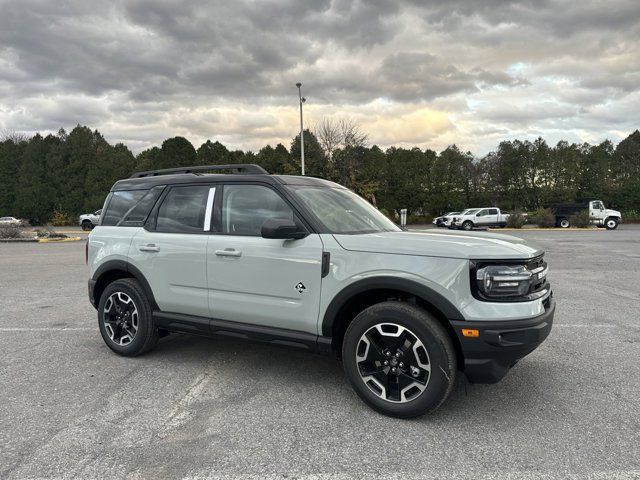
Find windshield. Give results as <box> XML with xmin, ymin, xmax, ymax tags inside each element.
<box><xmin>290</xmin><ymin>186</ymin><xmax>400</xmax><ymax>234</ymax></box>
<box><xmin>461</xmin><ymin>209</ymin><xmax>479</xmax><ymax>215</ymax></box>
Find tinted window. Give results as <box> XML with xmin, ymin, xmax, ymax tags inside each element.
<box><xmin>156</xmin><ymin>185</ymin><xmax>210</xmax><ymax>233</ymax></box>
<box><xmin>102</xmin><ymin>190</ymin><xmax>147</xmax><ymax>226</ymax></box>
<box><xmin>222</xmin><ymin>185</ymin><xmax>294</xmax><ymax>235</ymax></box>
<box><xmin>118</xmin><ymin>186</ymin><xmax>164</xmax><ymax>227</ymax></box>
<box><xmin>488</xmin><ymin>208</ymin><xmax>498</xmax><ymax>215</ymax></box>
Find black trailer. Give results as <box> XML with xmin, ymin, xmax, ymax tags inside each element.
<box><xmin>546</xmin><ymin>202</ymin><xmax>590</xmax><ymax>228</ymax></box>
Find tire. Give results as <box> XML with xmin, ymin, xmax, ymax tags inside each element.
<box><xmin>81</xmin><ymin>221</ymin><xmax>93</xmax><ymax>231</ymax></box>
<box><xmin>462</xmin><ymin>220</ymin><xmax>474</xmax><ymax>231</ymax></box>
<box><xmin>97</xmin><ymin>278</ymin><xmax>159</xmax><ymax>356</ymax></box>
<box><xmin>605</xmin><ymin>217</ymin><xmax>618</xmax><ymax>230</ymax></box>
<box><xmin>342</xmin><ymin>301</ymin><xmax>457</xmax><ymax>418</ymax></box>
<box><xmin>558</xmin><ymin>218</ymin><xmax>570</xmax><ymax>228</ymax></box>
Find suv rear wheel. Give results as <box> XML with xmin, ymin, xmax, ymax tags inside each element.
<box><xmin>342</xmin><ymin>301</ymin><xmax>457</xmax><ymax>418</ymax></box>
<box><xmin>97</xmin><ymin>278</ymin><xmax>158</xmax><ymax>356</ymax></box>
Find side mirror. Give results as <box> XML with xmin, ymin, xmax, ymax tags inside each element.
<box><xmin>476</xmin><ymin>212</ymin><xmax>482</xmax><ymax>217</ymax></box>
<box><xmin>261</xmin><ymin>218</ymin><xmax>307</xmax><ymax>240</ymax></box>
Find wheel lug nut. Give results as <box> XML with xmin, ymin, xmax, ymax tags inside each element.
<box><xmin>399</xmin><ymin>362</ymin><xmax>404</xmax><ymax>368</ymax></box>
<box><xmin>391</xmin><ymin>367</ymin><xmax>397</xmax><ymax>373</ymax></box>
<box><xmin>395</xmin><ymin>352</ymin><xmax>400</xmax><ymax>358</ymax></box>
<box><xmin>384</xmin><ymin>360</ymin><xmax>389</xmax><ymax>366</ymax></box>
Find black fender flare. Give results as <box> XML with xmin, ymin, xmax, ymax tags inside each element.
<box><xmin>91</xmin><ymin>260</ymin><xmax>159</xmax><ymax>310</ymax></box>
<box><xmin>321</xmin><ymin>276</ymin><xmax>465</xmax><ymax>337</ymax></box>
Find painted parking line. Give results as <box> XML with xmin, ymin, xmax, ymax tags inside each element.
<box><xmin>0</xmin><ymin>327</ymin><xmax>94</xmax><ymax>332</ymax></box>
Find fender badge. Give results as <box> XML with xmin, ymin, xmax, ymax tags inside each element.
<box><xmin>295</xmin><ymin>282</ymin><xmax>306</xmax><ymax>293</ymax></box>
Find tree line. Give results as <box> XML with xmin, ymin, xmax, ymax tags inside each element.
<box><xmin>0</xmin><ymin>123</ymin><xmax>639</xmax><ymax>224</ymax></box>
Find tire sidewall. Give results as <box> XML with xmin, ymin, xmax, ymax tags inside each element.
<box><xmin>559</xmin><ymin>218</ymin><xmax>570</xmax><ymax>228</ymax></box>
<box><xmin>97</xmin><ymin>279</ymin><xmax>154</xmax><ymax>356</ymax></box>
<box><xmin>605</xmin><ymin>218</ymin><xmax>618</xmax><ymax>230</ymax></box>
<box><xmin>342</xmin><ymin>302</ymin><xmax>456</xmax><ymax>418</ymax></box>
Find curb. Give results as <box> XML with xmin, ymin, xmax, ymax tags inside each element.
<box><xmin>37</xmin><ymin>237</ymin><xmax>83</xmax><ymax>243</ymax></box>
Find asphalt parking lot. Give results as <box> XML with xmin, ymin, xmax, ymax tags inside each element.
<box><xmin>1</xmin><ymin>226</ymin><xmax>639</xmax><ymax>479</ymax></box>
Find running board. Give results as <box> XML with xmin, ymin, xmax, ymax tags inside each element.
<box><xmin>153</xmin><ymin>311</ymin><xmax>333</xmax><ymax>355</ymax></box>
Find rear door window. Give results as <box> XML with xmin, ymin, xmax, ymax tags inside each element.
<box><xmin>155</xmin><ymin>185</ymin><xmax>212</xmax><ymax>233</ymax></box>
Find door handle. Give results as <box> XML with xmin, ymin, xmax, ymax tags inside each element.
<box><xmin>215</xmin><ymin>248</ymin><xmax>242</xmax><ymax>257</ymax></box>
<box><xmin>139</xmin><ymin>244</ymin><xmax>160</xmax><ymax>253</ymax></box>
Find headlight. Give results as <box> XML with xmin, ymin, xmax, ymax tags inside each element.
<box><xmin>476</xmin><ymin>265</ymin><xmax>532</xmax><ymax>298</ymax></box>
<box><xmin>472</xmin><ymin>257</ymin><xmax>549</xmax><ymax>301</ymax></box>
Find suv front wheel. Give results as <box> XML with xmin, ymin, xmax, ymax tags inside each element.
<box><xmin>97</xmin><ymin>278</ymin><xmax>158</xmax><ymax>356</ymax></box>
<box><xmin>342</xmin><ymin>301</ymin><xmax>457</xmax><ymax>418</ymax></box>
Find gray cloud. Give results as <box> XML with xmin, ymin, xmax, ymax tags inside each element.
<box><xmin>0</xmin><ymin>0</ymin><xmax>638</xmax><ymax>154</ymax></box>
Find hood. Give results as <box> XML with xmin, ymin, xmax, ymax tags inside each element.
<box><xmin>606</xmin><ymin>209</ymin><xmax>621</xmax><ymax>217</ymax></box>
<box><xmin>333</xmin><ymin>230</ymin><xmax>542</xmax><ymax>260</ymax></box>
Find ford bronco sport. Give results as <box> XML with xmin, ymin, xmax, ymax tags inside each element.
<box><xmin>87</xmin><ymin>164</ymin><xmax>555</xmax><ymax>418</ymax></box>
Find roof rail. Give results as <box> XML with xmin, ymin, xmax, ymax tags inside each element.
<box><xmin>129</xmin><ymin>164</ymin><xmax>269</xmax><ymax>178</ymax></box>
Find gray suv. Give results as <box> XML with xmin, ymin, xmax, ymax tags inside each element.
<box><xmin>87</xmin><ymin>164</ymin><xmax>555</xmax><ymax>418</ymax></box>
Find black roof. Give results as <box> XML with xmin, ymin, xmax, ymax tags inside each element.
<box><xmin>111</xmin><ymin>173</ymin><xmax>343</xmax><ymax>192</ymax></box>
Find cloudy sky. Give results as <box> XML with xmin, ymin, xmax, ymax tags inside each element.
<box><xmin>1</xmin><ymin>0</ymin><xmax>639</xmax><ymax>155</ymax></box>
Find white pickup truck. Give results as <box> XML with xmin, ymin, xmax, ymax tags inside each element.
<box><xmin>450</xmin><ymin>208</ymin><xmax>511</xmax><ymax>230</ymax></box>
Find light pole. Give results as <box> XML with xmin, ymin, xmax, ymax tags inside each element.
<box><xmin>296</xmin><ymin>82</ymin><xmax>306</xmax><ymax>175</ymax></box>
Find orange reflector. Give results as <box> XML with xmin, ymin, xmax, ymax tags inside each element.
<box><xmin>462</xmin><ymin>328</ymin><xmax>480</xmax><ymax>338</ymax></box>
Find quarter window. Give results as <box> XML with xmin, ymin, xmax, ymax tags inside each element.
<box><xmin>102</xmin><ymin>190</ymin><xmax>147</xmax><ymax>226</ymax></box>
<box><xmin>118</xmin><ymin>186</ymin><xmax>164</xmax><ymax>227</ymax></box>
<box><xmin>156</xmin><ymin>185</ymin><xmax>211</xmax><ymax>233</ymax></box>
<box><xmin>221</xmin><ymin>184</ymin><xmax>294</xmax><ymax>235</ymax></box>
<box><xmin>488</xmin><ymin>209</ymin><xmax>498</xmax><ymax>215</ymax></box>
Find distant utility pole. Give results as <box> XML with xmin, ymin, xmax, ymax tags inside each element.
<box><xmin>296</xmin><ymin>82</ymin><xmax>306</xmax><ymax>175</ymax></box>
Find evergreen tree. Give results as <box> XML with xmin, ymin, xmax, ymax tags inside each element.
<box><xmin>290</xmin><ymin>129</ymin><xmax>325</xmax><ymax>177</ymax></box>
<box><xmin>158</xmin><ymin>136</ymin><xmax>196</xmax><ymax>169</ymax></box>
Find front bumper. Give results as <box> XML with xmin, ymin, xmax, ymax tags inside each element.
<box><xmin>450</xmin><ymin>295</ymin><xmax>555</xmax><ymax>383</ymax></box>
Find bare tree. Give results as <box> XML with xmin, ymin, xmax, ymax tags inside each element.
<box><xmin>315</xmin><ymin>117</ymin><xmax>341</xmax><ymax>160</ymax></box>
<box><xmin>339</xmin><ymin>118</ymin><xmax>368</xmax><ymax>149</ymax></box>
<box><xmin>314</xmin><ymin>117</ymin><xmax>368</xmax><ymax>160</ymax></box>
<box><xmin>0</xmin><ymin>130</ymin><xmax>29</xmax><ymax>143</ymax></box>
